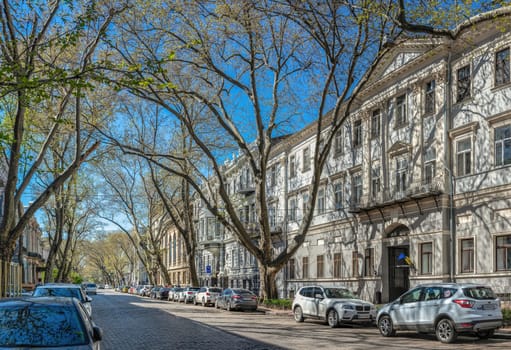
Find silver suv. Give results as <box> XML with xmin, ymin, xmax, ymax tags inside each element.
<box><xmin>292</xmin><ymin>286</ymin><xmax>377</xmax><ymax>327</ymax></box>
<box><xmin>377</xmin><ymin>283</ymin><xmax>503</xmax><ymax>343</ymax></box>
<box><xmin>194</xmin><ymin>287</ymin><xmax>222</xmax><ymax>306</ymax></box>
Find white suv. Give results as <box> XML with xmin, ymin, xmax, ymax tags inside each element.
<box><xmin>194</xmin><ymin>287</ymin><xmax>222</xmax><ymax>306</ymax></box>
<box><xmin>292</xmin><ymin>286</ymin><xmax>377</xmax><ymax>327</ymax></box>
<box><xmin>377</xmin><ymin>283</ymin><xmax>503</xmax><ymax>343</ymax></box>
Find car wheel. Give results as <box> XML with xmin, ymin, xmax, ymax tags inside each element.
<box><xmin>436</xmin><ymin>318</ymin><xmax>457</xmax><ymax>343</ymax></box>
<box><xmin>477</xmin><ymin>329</ymin><xmax>495</xmax><ymax>339</ymax></box>
<box><xmin>378</xmin><ymin>315</ymin><xmax>396</xmax><ymax>337</ymax></box>
<box><xmin>293</xmin><ymin>306</ymin><xmax>304</xmax><ymax>323</ymax></box>
<box><xmin>327</xmin><ymin>309</ymin><xmax>340</xmax><ymax>328</ymax></box>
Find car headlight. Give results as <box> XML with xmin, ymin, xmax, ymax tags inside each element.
<box><xmin>342</xmin><ymin>304</ymin><xmax>354</xmax><ymax>310</ymax></box>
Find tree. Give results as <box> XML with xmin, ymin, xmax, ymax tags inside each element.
<box><xmin>103</xmin><ymin>1</ymin><xmax>396</xmax><ymax>299</ymax></box>
<box><xmin>0</xmin><ymin>1</ymin><xmax>123</xmax><ymax>296</ymax></box>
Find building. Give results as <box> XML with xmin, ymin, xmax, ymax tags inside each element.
<box><xmin>181</xmin><ymin>11</ymin><xmax>511</xmax><ymax>302</ymax></box>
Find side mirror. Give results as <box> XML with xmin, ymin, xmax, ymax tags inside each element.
<box><xmin>92</xmin><ymin>326</ymin><xmax>103</xmax><ymax>341</ymax></box>
<box><xmin>315</xmin><ymin>293</ymin><xmax>324</xmax><ymax>299</ymax></box>
<box><xmin>86</xmin><ymin>296</ymin><xmax>92</xmax><ymax>302</ymax></box>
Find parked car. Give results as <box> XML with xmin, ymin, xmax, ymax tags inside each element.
<box><xmin>83</xmin><ymin>283</ymin><xmax>97</xmax><ymax>295</ymax></box>
<box><xmin>149</xmin><ymin>286</ymin><xmax>163</xmax><ymax>299</ymax></box>
<box><xmin>169</xmin><ymin>287</ymin><xmax>184</xmax><ymax>301</ymax></box>
<box><xmin>195</xmin><ymin>286</ymin><xmax>223</xmax><ymax>306</ymax></box>
<box><xmin>292</xmin><ymin>286</ymin><xmax>376</xmax><ymax>327</ymax></box>
<box><xmin>156</xmin><ymin>287</ymin><xmax>171</xmax><ymax>300</ymax></box>
<box><xmin>376</xmin><ymin>283</ymin><xmax>503</xmax><ymax>343</ymax></box>
<box><xmin>0</xmin><ymin>297</ymin><xmax>102</xmax><ymax>349</ymax></box>
<box><xmin>33</xmin><ymin>283</ymin><xmax>93</xmax><ymax>316</ymax></box>
<box><xmin>179</xmin><ymin>287</ymin><xmax>201</xmax><ymax>303</ymax></box>
<box><xmin>140</xmin><ymin>285</ymin><xmax>153</xmax><ymax>297</ymax></box>
<box><xmin>215</xmin><ymin>288</ymin><xmax>258</xmax><ymax>311</ymax></box>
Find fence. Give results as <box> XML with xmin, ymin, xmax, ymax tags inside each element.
<box><xmin>0</xmin><ymin>260</ymin><xmax>22</xmax><ymax>297</ymax></box>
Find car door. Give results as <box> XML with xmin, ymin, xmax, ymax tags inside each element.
<box><xmin>315</xmin><ymin>287</ymin><xmax>328</xmax><ymax>318</ymax></box>
<box><xmin>416</xmin><ymin>286</ymin><xmax>442</xmax><ymax>330</ymax></box>
<box><xmin>390</xmin><ymin>287</ymin><xmax>422</xmax><ymax>329</ymax></box>
<box><xmin>300</xmin><ymin>287</ymin><xmax>314</xmax><ymax>317</ymax></box>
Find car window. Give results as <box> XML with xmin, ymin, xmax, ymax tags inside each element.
<box><xmin>210</xmin><ymin>288</ymin><xmax>222</xmax><ymax>293</ymax></box>
<box><xmin>463</xmin><ymin>286</ymin><xmax>496</xmax><ymax>300</ymax></box>
<box><xmin>441</xmin><ymin>287</ymin><xmax>458</xmax><ymax>299</ymax></box>
<box><xmin>401</xmin><ymin>288</ymin><xmax>422</xmax><ymax>303</ymax></box>
<box><xmin>324</xmin><ymin>288</ymin><xmax>356</xmax><ymax>299</ymax></box>
<box><xmin>33</xmin><ymin>287</ymin><xmax>84</xmax><ymax>302</ymax></box>
<box><xmin>313</xmin><ymin>287</ymin><xmax>324</xmax><ymax>298</ymax></box>
<box><xmin>300</xmin><ymin>287</ymin><xmax>313</xmax><ymax>298</ymax></box>
<box><xmin>0</xmin><ymin>304</ymin><xmax>88</xmax><ymax>347</ymax></box>
<box><xmin>423</xmin><ymin>286</ymin><xmax>442</xmax><ymax>301</ymax></box>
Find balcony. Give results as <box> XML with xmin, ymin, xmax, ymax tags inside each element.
<box><xmin>237</xmin><ymin>183</ymin><xmax>255</xmax><ymax>195</ymax></box>
<box><xmin>408</xmin><ymin>180</ymin><xmax>443</xmax><ymax>199</ymax></box>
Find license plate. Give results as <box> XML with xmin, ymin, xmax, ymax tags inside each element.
<box><xmin>482</xmin><ymin>304</ymin><xmax>496</xmax><ymax>310</ymax></box>
<box><xmin>358</xmin><ymin>313</ymin><xmax>369</xmax><ymax>318</ymax></box>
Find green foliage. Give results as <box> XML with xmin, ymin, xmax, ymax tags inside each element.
<box><xmin>262</xmin><ymin>298</ymin><xmax>292</xmax><ymax>310</ymax></box>
<box><xmin>70</xmin><ymin>272</ymin><xmax>84</xmax><ymax>285</ymax></box>
<box><xmin>502</xmin><ymin>308</ymin><xmax>511</xmax><ymax>325</ymax></box>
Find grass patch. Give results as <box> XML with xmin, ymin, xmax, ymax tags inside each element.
<box><xmin>262</xmin><ymin>298</ymin><xmax>292</xmax><ymax>310</ymax></box>
<box><xmin>503</xmin><ymin>308</ymin><xmax>511</xmax><ymax>326</ymax></box>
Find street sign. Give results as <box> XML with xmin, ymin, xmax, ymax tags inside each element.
<box><xmin>206</xmin><ymin>265</ymin><xmax>211</xmax><ymax>274</ymax></box>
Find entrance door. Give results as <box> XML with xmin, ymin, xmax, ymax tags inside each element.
<box><xmin>388</xmin><ymin>246</ymin><xmax>410</xmax><ymax>301</ymax></box>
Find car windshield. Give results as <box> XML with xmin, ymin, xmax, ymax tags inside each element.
<box><xmin>210</xmin><ymin>288</ymin><xmax>222</xmax><ymax>293</ymax></box>
<box><xmin>86</xmin><ymin>284</ymin><xmax>96</xmax><ymax>288</ymax></box>
<box><xmin>33</xmin><ymin>288</ymin><xmax>84</xmax><ymax>302</ymax></box>
<box><xmin>0</xmin><ymin>303</ymin><xmax>88</xmax><ymax>347</ymax></box>
<box><xmin>189</xmin><ymin>287</ymin><xmax>200</xmax><ymax>291</ymax></box>
<box><xmin>324</xmin><ymin>288</ymin><xmax>356</xmax><ymax>299</ymax></box>
<box><xmin>463</xmin><ymin>286</ymin><xmax>496</xmax><ymax>300</ymax></box>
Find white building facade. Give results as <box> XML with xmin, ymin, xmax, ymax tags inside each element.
<box><xmin>192</xmin><ymin>14</ymin><xmax>511</xmax><ymax>302</ymax></box>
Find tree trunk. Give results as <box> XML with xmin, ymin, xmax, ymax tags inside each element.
<box><xmin>258</xmin><ymin>264</ymin><xmax>278</xmax><ymax>301</ymax></box>
<box><xmin>187</xmin><ymin>251</ymin><xmax>199</xmax><ymax>287</ymax></box>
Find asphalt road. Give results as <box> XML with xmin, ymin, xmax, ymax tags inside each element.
<box><xmin>91</xmin><ymin>289</ymin><xmax>511</xmax><ymax>350</ymax></box>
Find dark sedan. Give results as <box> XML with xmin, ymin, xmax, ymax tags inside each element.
<box><xmin>156</xmin><ymin>287</ymin><xmax>171</xmax><ymax>300</ymax></box>
<box><xmin>0</xmin><ymin>297</ymin><xmax>102</xmax><ymax>349</ymax></box>
<box><xmin>215</xmin><ymin>288</ymin><xmax>258</xmax><ymax>311</ymax></box>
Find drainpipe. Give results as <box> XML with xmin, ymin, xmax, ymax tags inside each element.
<box><xmin>283</xmin><ymin>152</ymin><xmax>289</xmax><ymax>298</ymax></box>
<box><xmin>444</xmin><ymin>49</ymin><xmax>456</xmax><ymax>283</ymax></box>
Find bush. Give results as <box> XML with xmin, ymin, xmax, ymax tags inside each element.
<box><xmin>262</xmin><ymin>299</ymin><xmax>292</xmax><ymax>310</ymax></box>
<box><xmin>503</xmin><ymin>308</ymin><xmax>511</xmax><ymax>326</ymax></box>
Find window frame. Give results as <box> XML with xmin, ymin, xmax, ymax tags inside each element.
<box><xmin>353</xmin><ymin>119</ymin><xmax>362</xmax><ymax>147</ymax></box>
<box><xmin>425</xmin><ymin>80</ymin><xmax>436</xmax><ymax>115</ymax></box>
<box><xmin>333</xmin><ymin>253</ymin><xmax>342</xmax><ymax>278</ymax></box>
<box><xmin>363</xmin><ymin>248</ymin><xmax>374</xmax><ymax>277</ymax></box>
<box><xmin>495</xmin><ymin>124</ymin><xmax>511</xmax><ymax>167</ymax></box>
<box><xmin>302</xmin><ymin>256</ymin><xmax>309</xmax><ymax>279</ymax></box>
<box><xmin>289</xmin><ymin>154</ymin><xmax>296</xmax><ymax>178</ymax></box>
<box><xmin>496</xmin><ymin>235</ymin><xmax>511</xmax><ymax>271</ymax></box>
<box><xmin>456</xmin><ymin>64</ymin><xmax>471</xmax><ymax>103</ymax></box>
<box><xmin>351</xmin><ymin>172</ymin><xmax>362</xmax><ymax>205</ymax></box>
<box><xmin>289</xmin><ymin>258</ymin><xmax>295</xmax><ymax>279</ymax></box>
<box><xmin>334</xmin><ymin>182</ymin><xmax>343</xmax><ymax>210</ymax></box>
<box><xmin>456</xmin><ymin>137</ymin><xmax>472</xmax><ymax>176</ymax></box>
<box><xmin>352</xmin><ymin>251</ymin><xmax>359</xmax><ymax>277</ymax></box>
<box><xmin>460</xmin><ymin>238</ymin><xmax>474</xmax><ymax>273</ymax></box>
<box><xmin>302</xmin><ymin>147</ymin><xmax>311</xmax><ymax>172</ymax></box>
<box><xmin>371</xmin><ymin>109</ymin><xmax>381</xmax><ymax>139</ymax></box>
<box><xmin>334</xmin><ymin>129</ymin><xmax>343</xmax><ymax>155</ymax></box>
<box><xmin>317</xmin><ymin>188</ymin><xmax>325</xmax><ymax>215</ymax></box>
<box><xmin>495</xmin><ymin>47</ymin><xmax>510</xmax><ymax>87</ymax></box>
<box><xmin>420</xmin><ymin>242</ymin><xmax>433</xmax><ymax>275</ymax></box>
<box><xmin>317</xmin><ymin>255</ymin><xmax>324</xmax><ymax>278</ymax></box>
<box><xmin>395</xmin><ymin>94</ymin><xmax>407</xmax><ymax>128</ymax></box>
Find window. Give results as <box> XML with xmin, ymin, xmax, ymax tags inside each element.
<box><xmin>496</xmin><ymin>235</ymin><xmax>511</xmax><ymax>271</ymax></box>
<box><xmin>269</xmin><ymin>164</ymin><xmax>277</xmax><ymax>187</ymax></box>
<box><xmin>302</xmin><ymin>193</ymin><xmax>309</xmax><ymax>220</ymax></box>
<box><xmin>351</xmin><ymin>173</ymin><xmax>362</xmax><ymax>205</ymax></box>
<box><xmin>302</xmin><ymin>257</ymin><xmax>309</xmax><ymax>278</ymax></box>
<box><xmin>352</xmin><ymin>251</ymin><xmax>359</xmax><ymax>277</ymax></box>
<box><xmin>457</xmin><ymin>65</ymin><xmax>471</xmax><ymax>102</ymax></box>
<box><xmin>456</xmin><ymin>138</ymin><xmax>472</xmax><ymax>176</ymax></box>
<box><xmin>371</xmin><ymin>109</ymin><xmax>380</xmax><ymax>139</ymax></box>
<box><xmin>334</xmin><ymin>183</ymin><xmax>343</xmax><ymax>210</ymax></box>
<box><xmin>401</xmin><ymin>288</ymin><xmax>422</xmax><ymax>303</ymax></box>
<box><xmin>364</xmin><ymin>248</ymin><xmax>373</xmax><ymax>277</ymax></box>
<box><xmin>269</xmin><ymin>205</ymin><xmax>276</xmax><ymax>227</ymax></box>
<box><xmin>334</xmin><ymin>129</ymin><xmax>343</xmax><ymax>155</ymax></box>
<box><xmin>461</xmin><ymin>238</ymin><xmax>474</xmax><ymax>273</ymax></box>
<box><xmin>371</xmin><ymin>166</ymin><xmax>380</xmax><ymax>198</ymax></box>
<box><xmin>425</xmin><ymin>80</ymin><xmax>436</xmax><ymax>114</ymax></box>
<box><xmin>289</xmin><ymin>155</ymin><xmax>296</xmax><ymax>178</ymax></box>
<box><xmin>424</xmin><ymin>147</ymin><xmax>436</xmax><ymax>184</ymax></box>
<box><xmin>395</xmin><ymin>158</ymin><xmax>408</xmax><ymax>193</ymax></box>
<box><xmin>289</xmin><ymin>258</ymin><xmax>295</xmax><ymax>279</ymax></box>
<box><xmin>420</xmin><ymin>242</ymin><xmax>433</xmax><ymax>275</ymax></box>
<box><xmin>353</xmin><ymin>119</ymin><xmax>362</xmax><ymax>147</ymax></box>
<box><xmin>317</xmin><ymin>188</ymin><xmax>325</xmax><ymax>215</ymax></box>
<box><xmin>496</xmin><ymin>48</ymin><xmax>510</xmax><ymax>86</ymax></box>
<box><xmin>289</xmin><ymin>198</ymin><xmax>297</xmax><ymax>222</ymax></box>
<box><xmin>495</xmin><ymin>124</ymin><xmax>511</xmax><ymax>166</ymax></box>
<box><xmin>334</xmin><ymin>253</ymin><xmax>342</xmax><ymax>278</ymax></box>
<box><xmin>317</xmin><ymin>255</ymin><xmax>324</xmax><ymax>278</ymax></box>
<box><xmin>302</xmin><ymin>148</ymin><xmax>311</xmax><ymax>172</ymax></box>
<box><xmin>395</xmin><ymin>94</ymin><xmax>407</xmax><ymax>127</ymax></box>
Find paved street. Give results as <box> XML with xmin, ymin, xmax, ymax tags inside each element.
<box><xmin>92</xmin><ymin>289</ymin><xmax>511</xmax><ymax>350</ymax></box>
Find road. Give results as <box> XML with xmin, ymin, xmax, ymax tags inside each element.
<box><xmin>92</xmin><ymin>289</ymin><xmax>511</xmax><ymax>350</ymax></box>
